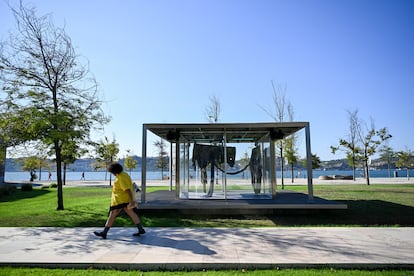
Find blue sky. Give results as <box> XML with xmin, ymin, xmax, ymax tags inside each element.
<box><xmin>1</xmin><ymin>0</ymin><xmax>413</xmax><ymax>160</ymax></box>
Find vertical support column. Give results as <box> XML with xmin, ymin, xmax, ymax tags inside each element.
<box><xmin>270</xmin><ymin>138</ymin><xmax>277</xmax><ymax>198</ymax></box>
<box><xmin>141</xmin><ymin>125</ymin><xmax>147</xmax><ymax>203</ymax></box>
<box><xmin>169</xmin><ymin>143</ymin><xmax>173</xmax><ymax>191</ymax></box>
<box><xmin>305</xmin><ymin>122</ymin><xmax>314</xmax><ymax>201</ymax></box>
<box><xmin>175</xmin><ymin>139</ymin><xmax>180</xmax><ymax>198</ymax></box>
<box><xmin>223</xmin><ymin>133</ymin><xmax>227</xmax><ymax>200</ymax></box>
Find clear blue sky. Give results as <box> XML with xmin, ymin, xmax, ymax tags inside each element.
<box><xmin>1</xmin><ymin>0</ymin><xmax>413</xmax><ymax>160</ymax></box>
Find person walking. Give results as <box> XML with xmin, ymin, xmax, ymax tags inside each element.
<box><xmin>94</xmin><ymin>162</ymin><xmax>145</xmax><ymax>239</ymax></box>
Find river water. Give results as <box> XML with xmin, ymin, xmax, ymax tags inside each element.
<box><xmin>5</xmin><ymin>169</ymin><xmax>413</xmax><ymax>182</ymax></box>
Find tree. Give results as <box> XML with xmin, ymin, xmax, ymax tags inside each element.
<box><xmin>124</xmin><ymin>149</ymin><xmax>137</xmax><ymax>174</ymax></box>
<box><xmin>358</xmin><ymin>122</ymin><xmax>392</xmax><ymax>185</ymax></box>
<box><xmin>95</xmin><ymin>137</ymin><xmax>119</xmax><ymax>185</ymax></box>
<box><xmin>331</xmin><ymin>109</ymin><xmax>362</xmax><ymax>180</ymax></box>
<box><xmin>332</xmin><ymin>110</ymin><xmax>392</xmax><ymax>185</ymax></box>
<box><xmin>205</xmin><ymin>95</ymin><xmax>221</xmax><ymax>182</ymax></box>
<box><xmin>0</xmin><ymin>2</ymin><xmax>107</xmax><ymax>209</ymax></box>
<box><xmin>284</xmin><ymin>102</ymin><xmax>300</xmax><ymax>183</ymax></box>
<box><xmin>311</xmin><ymin>154</ymin><xmax>321</xmax><ymax>170</ymax></box>
<box><xmin>36</xmin><ymin>155</ymin><xmax>50</xmax><ymax>181</ymax></box>
<box><xmin>21</xmin><ymin>156</ymin><xmax>40</xmax><ymax>181</ymax></box>
<box><xmin>260</xmin><ymin>81</ymin><xmax>291</xmax><ymax>188</ymax></box>
<box><xmin>378</xmin><ymin>144</ymin><xmax>394</xmax><ymax>178</ymax></box>
<box><xmin>284</xmin><ymin>135</ymin><xmax>298</xmax><ymax>183</ymax></box>
<box><xmin>60</xmin><ymin>139</ymin><xmax>87</xmax><ymax>185</ymax></box>
<box><xmin>260</xmin><ymin>81</ymin><xmax>298</xmax><ymax>188</ymax></box>
<box><xmin>240</xmin><ymin>151</ymin><xmax>250</xmax><ymax>179</ymax></box>
<box><xmin>396</xmin><ymin>148</ymin><xmax>413</xmax><ymax>180</ymax></box>
<box><xmin>154</xmin><ymin>138</ymin><xmax>168</xmax><ymax>180</ymax></box>
<box><xmin>205</xmin><ymin>95</ymin><xmax>221</xmax><ymax>123</ymax></box>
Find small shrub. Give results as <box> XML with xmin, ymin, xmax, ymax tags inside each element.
<box><xmin>49</xmin><ymin>183</ymin><xmax>58</xmax><ymax>188</ymax></box>
<box><xmin>21</xmin><ymin>183</ymin><xmax>33</xmax><ymax>191</ymax></box>
<box><xmin>0</xmin><ymin>185</ymin><xmax>17</xmax><ymax>197</ymax></box>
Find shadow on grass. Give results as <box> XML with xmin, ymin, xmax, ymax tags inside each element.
<box><xmin>268</xmin><ymin>200</ymin><xmax>414</xmax><ymax>226</ymax></box>
<box><xmin>0</xmin><ymin>189</ymin><xmax>51</xmax><ymax>202</ymax></box>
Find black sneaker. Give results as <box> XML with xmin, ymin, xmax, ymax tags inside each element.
<box><xmin>94</xmin><ymin>231</ymin><xmax>107</xmax><ymax>239</ymax></box>
<box><xmin>133</xmin><ymin>228</ymin><xmax>146</xmax><ymax>237</ymax></box>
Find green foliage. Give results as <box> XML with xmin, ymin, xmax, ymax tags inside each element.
<box><xmin>21</xmin><ymin>183</ymin><xmax>33</xmax><ymax>191</ymax></box>
<box><xmin>124</xmin><ymin>150</ymin><xmax>137</xmax><ymax>173</ymax></box>
<box><xmin>396</xmin><ymin>148</ymin><xmax>413</xmax><ymax>169</ymax></box>
<box><xmin>153</xmin><ymin>139</ymin><xmax>168</xmax><ymax>178</ymax></box>
<box><xmin>95</xmin><ymin>137</ymin><xmax>119</xmax><ymax>170</ymax></box>
<box><xmin>0</xmin><ymin>2</ymin><xmax>109</xmax><ymax>210</ymax></box>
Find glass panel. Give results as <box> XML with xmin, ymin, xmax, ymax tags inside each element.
<box><xmin>223</xmin><ymin>142</ymin><xmax>272</xmax><ymax>199</ymax></box>
<box><xmin>178</xmin><ymin>140</ymin><xmax>273</xmax><ymax>199</ymax></box>
<box><xmin>187</xmin><ymin>142</ymin><xmax>226</xmax><ymax>199</ymax></box>
<box><xmin>179</xmin><ymin>142</ymin><xmax>189</xmax><ymax>199</ymax></box>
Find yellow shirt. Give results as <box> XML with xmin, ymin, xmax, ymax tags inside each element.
<box><xmin>111</xmin><ymin>171</ymin><xmax>133</xmax><ymax>206</ymax></box>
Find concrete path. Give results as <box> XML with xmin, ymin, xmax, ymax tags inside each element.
<box><xmin>0</xmin><ymin>227</ymin><xmax>413</xmax><ymax>270</ymax></box>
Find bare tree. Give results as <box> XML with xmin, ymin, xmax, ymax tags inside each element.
<box><xmin>331</xmin><ymin>109</ymin><xmax>361</xmax><ymax>180</ymax></box>
<box><xmin>284</xmin><ymin>102</ymin><xmax>300</xmax><ymax>183</ymax></box>
<box><xmin>205</xmin><ymin>95</ymin><xmax>221</xmax><ymax>123</ymax></box>
<box><xmin>260</xmin><ymin>81</ymin><xmax>290</xmax><ymax>188</ymax></box>
<box><xmin>357</xmin><ymin>119</ymin><xmax>392</xmax><ymax>185</ymax></box>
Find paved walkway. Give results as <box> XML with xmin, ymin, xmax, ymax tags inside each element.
<box><xmin>0</xmin><ymin>227</ymin><xmax>413</xmax><ymax>270</ymax></box>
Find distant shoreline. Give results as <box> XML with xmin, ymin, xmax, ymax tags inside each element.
<box><xmin>5</xmin><ymin>176</ymin><xmax>414</xmax><ymax>187</ymax></box>
<box><xmin>5</xmin><ymin>168</ymin><xmax>413</xmax><ymax>182</ymax></box>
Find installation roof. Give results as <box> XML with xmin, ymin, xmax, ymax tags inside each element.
<box><xmin>144</xmin><ymin>122</ymin><xmax>308</xmax><ymax>143</ymax></box>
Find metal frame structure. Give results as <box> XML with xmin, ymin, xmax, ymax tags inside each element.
<box><xmin>141</xmin><ymin>122</ymin><xmax>313</xmax><ymax>203</ymax></box>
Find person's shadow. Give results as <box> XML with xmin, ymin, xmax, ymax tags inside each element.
<box><xmin>117</xmin><ymin>229</ymin><xmax>217</xmax><ymax>256</ymax></box>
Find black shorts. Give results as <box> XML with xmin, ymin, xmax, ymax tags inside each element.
<box><xmin>109</xmin><ymin>203</ymin><xmax>129</xmax><ymax>211</ymax></box>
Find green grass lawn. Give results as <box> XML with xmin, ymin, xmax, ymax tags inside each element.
<box><xmin>0</xmin><ymin>184</ymin><xmax>413</xmax><ymax>227</ymax></box>
<box><xmin>1</xmin><ymin>267</ymin><xmax>413</xmax><ymax>276</ymax></box>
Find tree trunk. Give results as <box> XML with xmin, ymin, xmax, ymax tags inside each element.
<box><xmin>291</xmin><ymin>163</ymin><xmax>294</xmax><ymax>183</ymax></box>
<box><xmin>352</xmin><ymin>155</ymin><xmax>356</xmax><ymax>181</ymax></box>
<box><xmin>63</xmin><ymin>162</ymin><xmax>67</xmax><ymax>186</ymax></box>
<box><xmin>55</xmin><ymin>143</ymin><xmax>64</xmax><ymax>210</ymax></box>
<box><xmin>0</xmin><ymin>145</ymin><xmax>5</xmax><ymax>186</ymax></box>
<box><xmin>365</xmin><ymin>159</ymin><xmax>370</xmax><ymax>186</ymax></box>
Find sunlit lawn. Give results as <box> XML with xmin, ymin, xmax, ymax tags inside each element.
<box><xmin>0</xmin><ymin>184</ymin><xmax>413</xmax><ymax>227</ymax></box>
<box><xmin>1</xmin><ymin>267</ymin><xmax>413</xmax><ymax>276</ymax></box>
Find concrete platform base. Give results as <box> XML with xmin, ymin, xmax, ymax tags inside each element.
<box><xmin>139</xmin><ymin>190</ymin><xmax>347</xmax><ymax>215</ymax></box>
